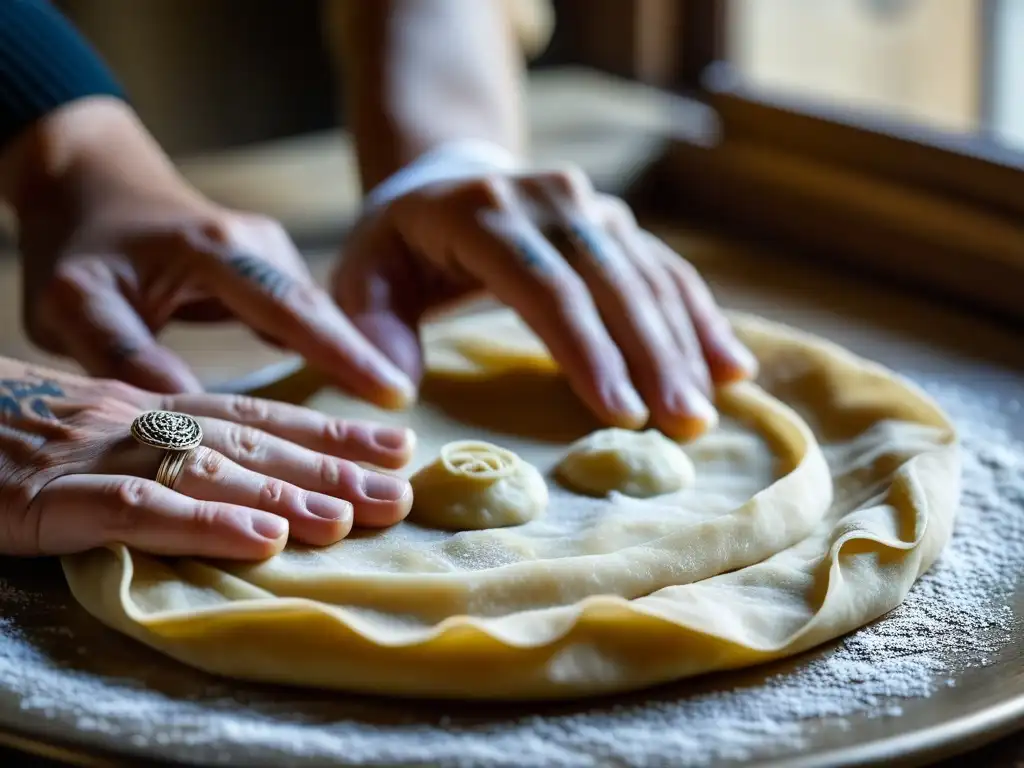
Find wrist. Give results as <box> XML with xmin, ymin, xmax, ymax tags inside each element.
<box><xmin>2</xmin><ymin>97</ymin><xmax>200</xmax><ymax>227</ymax></box>
<box><xmin>364</xmin><ymin>139</ymin><xmax>520</xmax><ymax>212</ymax></box>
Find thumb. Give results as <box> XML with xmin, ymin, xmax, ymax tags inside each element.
<box><xmin>45</xmin><ymin>275</ymin><xmax>204</xmax><ymax>394</ymax></box>
<box><xmin>333</xmin><ymin>229</ymin><xmax>428</xmax><ymax>385</ymax></box>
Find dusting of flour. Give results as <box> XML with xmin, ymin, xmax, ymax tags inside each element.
<box><xmin>0</xmin><ymin>381</ymin><xmax>1020</xmax><ymax>767</ymax></box>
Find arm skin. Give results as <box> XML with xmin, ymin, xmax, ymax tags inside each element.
<box><xmin>327</xmin><ymin>0</ymin><xmax>757</xmax><ymax>439</ymax></box>
<box><xmin>0</xmin><ymin>97</ymin><xmax>202</xmax><ymax>238</ymax></box>
<box><xmin>325</xmin><ymin>0</ymin><xmax>527</xmax><ymax>191</ymax></box>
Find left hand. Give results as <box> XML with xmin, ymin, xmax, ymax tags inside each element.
<box><xmin>11</xmin><ymin>98</ymin><xmax>415</xmax><ymax>408</ymax></box>
<box><xmin>334</xmin><ymin>165</ymin><xmax>757</xmax><ymax>439</ymax></box>
<box><xmin>0</xmin><ymin>358</ymin><xmax>414</xmax><ymax>558</ymax></box>
<box><xmin>21</xmin><ymin>194</ymin><xmax>412</xmax><ymax>408</ymax></box>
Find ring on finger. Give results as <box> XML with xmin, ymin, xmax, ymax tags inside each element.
<box><xmin>155</xmin><ymin>449</ymin><xmax>191</xmax><ymax>490</ymax></box>
<box><xmin>131</xmin><ymin>410</ymin><xmax>204</xmax><ymax>490</ymax></box>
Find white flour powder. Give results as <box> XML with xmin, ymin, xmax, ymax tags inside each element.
<box><xmin>0</xmin><ymin>380</ymin><xmax>1020</xmax><ymax>767</ymax></box>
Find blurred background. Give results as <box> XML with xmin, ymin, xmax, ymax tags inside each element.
<box><xmin>52</xmin><ymin>0</ymin><xmax>1023</xmax><ymax>157</ymax></box>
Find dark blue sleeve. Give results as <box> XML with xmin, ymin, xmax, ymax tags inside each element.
<box><xmin>0</xmin><ymin>0</ymin><xmax>126</xmax><ymax>149</ymax></box>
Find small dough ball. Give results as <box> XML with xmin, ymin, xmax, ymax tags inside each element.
<box><xmin>556</xmin><ymin>428</ymin><xmax>696</xmax><ymax>498</ymax></box>
<box><xmin>409</xmin><ymin>440</ymin><xmax>548</xmax><ymax>531</ymax></box>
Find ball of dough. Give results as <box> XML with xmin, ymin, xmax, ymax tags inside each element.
<box><xmin>556</xmin><ymin>428</ymin><xmax>696</xmax><ymax>498</ymax></box>
<box><xmin>409</xmin><ymin>440</ymin><xmax>548</xmax><ymax>531</ymax></box>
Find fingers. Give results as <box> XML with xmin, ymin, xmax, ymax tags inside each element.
<box><xmin>100</xmin><ymin>442</ymin><xmax>354</xmax><ymax>547</ymax></box>
<box><xmin>332</xmin><ymin>226</ymin><xmax>432</xmax><ymax>385</ymax></box>
<box><xmin>525</xmin><ymin>181</ymin><xmax>716</xmax><ymax>438</ymax></box>
<box><xmin>565</xmin><ymin>222</ymin><xmax>716</xmax><ymax>437</ymax></box>
<box><xmin>193</xmin><ymin>421</ymin><xmax>412</xmax><ymax>530</ymax></box>
<box><xmin>41</xmin><ymin>266</ymin><xmax>204</xmax><ymax>394</ymax></box>
<box><xmin>457</xmin><ymin>202</ymin><xmax>650</xmax><ymax>430</ymax></box>
<box><xmin>182</xmin><ymin>223</ymin><xmax>416</xmax><ymax>410</ymax></box>
<box><xmin>31</xmin><ymin>473</ymin><xmax>288</xmax><ymax>559</ymax></box>
<box><xmin>598</xmin><ymin>199</ymin><xmax>713</xmax><ymax>395</ymax></box>
<box><xmin>166</xmin><ymin>392</ymin><xmax>416</xmax><ymax>470</ymax></box>
<box><xmin>642</xmin><ymin>232</ymin><xmax>758</xmax><ymax>383</ymax></box>
<box><xmin>165</xmin><ymin>446</ymin><xmax>357</xmax><ymax>546</ymax></box>
<box><xmin>99</xmin><ymin>417</ymin><xmax>412</xmax><ymax>536</ymax></box>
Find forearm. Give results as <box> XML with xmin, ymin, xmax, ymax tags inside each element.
<box><xmin>2</xmin><ymin>97</ymin><xmax>194</xmax><ymax>227</ymax></box>
<box><xmin>326</xmin><ymin>0</ymin><xmax>527</xmax><ymax>191</ymax></box>
<box><xmin>0</xmin><ymin>0</ymin><xmax>121</xmax><ymax>202</ymax></box>
<box><xmin>0</xmin><ymin>3</ymin><xmax>197</xmax><ymax>232</ymax></box>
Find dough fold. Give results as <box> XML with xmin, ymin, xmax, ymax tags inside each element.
<box><xmin>61</xmin><ymin>309</ymin><xmax>959</xmax><ymax>700</ymax></box>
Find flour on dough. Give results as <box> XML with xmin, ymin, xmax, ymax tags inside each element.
<box><xmin>408</xmin><ymin>440</ymin><xmax>548</xmax><ymax>530</ymax></box>
<box><xmin>60</xmin><ymin>307</ymin><xmax>959</xmax><ymax>701</ymax></box>
<box><xmin>556</xmin><ymin>428</ymin><xmax>696</xmax><ymax>498</ymax></box>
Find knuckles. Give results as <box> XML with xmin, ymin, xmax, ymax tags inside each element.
<box><xmin>102</xmin><ymin>476</ymin><xmax>156</xmax><ymax>536</ymax></box>
<box><xmin>317</xmin><ymin>456</ymin><xmax>345</xmax><ymax>488</ymax></box>
<box><xmin>321</xmin><ymin>418</ymin><xmax>352</xmax><ymax>446</ymax></box>
<box><xmin>191</xmin><ymin>447</ymin><xmax>228</xmax><ymax>481</ymax></box>
<box><xmin>530</xmin><ymin>165</ymin><xmax>592</xmax><ymax>203</ymax></box>
<box><xmin>226</xmin><ymin>395</ymin><xmax>270</xmax><ymax>424</ymax></box>
<box><xmin>189</xmin><ymin>499</ymin><xmax>233</xmax><ymax>534</ymax></box>
<box><xmin>94</xmin><ymin>380</ymin><xmax>147</xmax><ymax>412</ymax></box>
<box><xmin>462</xmin><ymin>175</ymin><xmax>517</xmax><ymax>211</ymax></box>
<box><xmin>257</xmin><ymin>475</ymin><xmax>289</xmax><ymax>506</ymax></box>
<box><xmin>224</xmin><ymin>425</ymin><xmax>264</xmax><ymax>462</ymax></box>
<box><xmin>597</xmin><ymin>195</ymin><xmax>637</xmax><ymax>230</ymax></box>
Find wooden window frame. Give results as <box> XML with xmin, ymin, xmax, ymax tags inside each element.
<box><xmin>569</xmin><ymin>0</ymin><xmax>1024</xmax><ymax>324</ymax></box>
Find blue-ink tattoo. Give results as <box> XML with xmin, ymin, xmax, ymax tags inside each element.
<box><xmin>516</xmin><ymin>238</ymin><xmax>547</xmax><ymax>271</ymax></box>
<box><xmin>569</xmin><ymin>222</ymin><xmax>610</xmax><ymax>263</ymax></box>
<box><xmin>227</xmin><ymin>253</ymin><xmax>293</xmax><ymax>300</ymax></box>
<box><xmin>0</xmin><ymin>379</ymin><xmax>63</xmax><ymax>420</ymax></box>
<box><xmin>108</xmin><ymin>340</ymin><xmax>139</xmax><ymax>363</ymax></box>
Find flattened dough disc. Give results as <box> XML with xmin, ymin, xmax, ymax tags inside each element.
<box><xmin>61</xmin><ymin>309</ymin><xmax>958</xmax><ymax>700</ymax></box>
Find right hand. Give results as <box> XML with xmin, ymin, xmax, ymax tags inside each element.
<box><xmin>337</xmin><ymin>163</ymin><xmax>757</xmax><ymax>439</ymax></box>
<box><xmin>0</xmin><ymin>358</ymin><xmax>414</xmax><ymax>558</ymax></box>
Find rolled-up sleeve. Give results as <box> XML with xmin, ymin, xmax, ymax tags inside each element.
<box><xmin>0</xmin><ymin>0</ymin><xmax>125</xmax><ymax>149</ymax></box>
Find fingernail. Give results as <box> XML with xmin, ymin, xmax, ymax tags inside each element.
<box><xmin>685</xmin><ymin>388</ymin><xmax>719</xmax><ymax>427</ymax></box>
<box><xmin>362</xmin><ymin>472</ymin><xmax>409</xmax><ymax>502</ymax></box>
<box><xmin>384</xmin><ymin>368</ymin><xmax>417</xmax><ymax>403</ymax></box>
<box><xmin>251</xmin><ymin>513</ymin><xmax>288</xmax><ymax>540</ymax></box>
<box><xmin>727</xmin><ymin>342</ymin><xmax>759</xmax><ymax>377</ymax></box>
<box><xmin>666</xmin><ymin>388</ymin><xmax>719</xmax><ymax>442</ymax></box>
<box><xmin>305</xmin><ymin>493</ymin><xmax>353</xmax><ymax>521</ymax></box>
<box><xmin>372</xmin><ymin>426</ymin><xmax>413</xmax><ymax>451</ymax></box>
<box><xmin>611</xmin><ymin>382</ymin><xmax>649</xmax><ymax>423</ymax></box>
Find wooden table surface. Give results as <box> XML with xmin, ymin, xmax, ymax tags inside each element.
<box><xmin>0</xmin><ymin>68</ymin><xmax>1022</xmax><ymax>767</ymax></box>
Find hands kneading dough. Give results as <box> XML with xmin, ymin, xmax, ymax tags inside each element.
<box><xmin>61</xmin><ymin>308</ymin><xmax>959</xmax><ymax>701</ymax></box>
<box><xmin>556</xmin><ymin>428</ymin><xmax>696</xmax><ymax>498</ymax></box>
<box><xmin>409</xmin><ymin>440</ymin><xmax>548</xmax><ymax>530</ymax></box>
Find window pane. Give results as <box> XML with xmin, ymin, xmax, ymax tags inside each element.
<box><xmin>992</xmin><ymin>0</ymin><xmax>1024</xmax><ymax>149</ymax></box>
<box><xmin>726</xmin><ymin>0</ymin><xmax>983</xmax><ymax>135</ymax></box>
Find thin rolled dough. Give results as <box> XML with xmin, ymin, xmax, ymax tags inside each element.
<box><xmin>61</xmin><ymin>309</ymin><xmax>959</xmax><ymax>700</ymax></box>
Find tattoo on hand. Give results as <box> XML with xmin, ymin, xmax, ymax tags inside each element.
<box><xmin>226</xmin><ymin>254</ymin><xmax>294</xmax><ymax>300</ymax></box>
<box><xmin>569</xmin><ymin>223</ymin><xmax>610</xmax><ymax>263</ymax></box>
<box><xmin>108</xmin><ymin>340</ymin><xmax>139</xmax><ymax>363</ymax></box>
<box><xmin>515</xmin><ymin>238</ymin><xmax>548</xmax><ymax>272</ymax></box>
<box><xmin>0</xmin><ymin>379</ymin><xmax>64</xmax><ymax>420</ymax></box>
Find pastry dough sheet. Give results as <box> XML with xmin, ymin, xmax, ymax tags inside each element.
<box><xmin>61</xmin><ymin>310</ymin><xmax>959</xmax><ymax>700</ymax></box>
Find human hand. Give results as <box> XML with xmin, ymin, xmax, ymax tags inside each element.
<box><xmin>7</xmin><ymin>98</ymin><xmax>415</xmax><ymax>407</ymax></box>
<box><xmin>0</xmin><ymin>358</ymin><xmax>414</xmax><ymax>558</ymax></box>
<box><xmin>334</xmin><ymin>158</ymin><xmax>757</xmax><ymax>439</ymax></box>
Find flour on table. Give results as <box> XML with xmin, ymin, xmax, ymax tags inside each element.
<box><xmin>0</xmin><ymin>381</ymin><xmax>1019</xmax><ymax>767</ymax></box>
